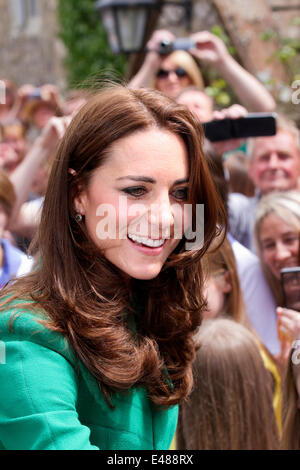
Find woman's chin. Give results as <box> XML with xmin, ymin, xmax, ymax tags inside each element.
<box><xmin>121</xmin><ymin>264</ymin><xmax>163</xmax><ymax>281</ymax></box>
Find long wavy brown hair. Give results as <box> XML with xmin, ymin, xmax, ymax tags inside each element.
<box><xmin>0</xmin><ymin>85</ymin><xmax>226</xmax><ymax>407</ymax></box>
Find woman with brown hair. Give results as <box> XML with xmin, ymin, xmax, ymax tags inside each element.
<box><xmin>177</xmin><ymin>318</ymin><xmax>280</xmax><ymax>450</ymax></box>
<box><xmin>0</xmin><ymin>84</ymin><xmax>226</xmax><ymax>450</ymax></box>
<box><xmin>281</xmin><ymin>345</ymin><xmax>300</xmax><ymax>449</ymax></box>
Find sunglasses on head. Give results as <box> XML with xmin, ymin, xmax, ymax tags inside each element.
<box><xmin>156</xmin><ymin>67</ymin><xmax>188</xmax><ymax>79</ymax></box>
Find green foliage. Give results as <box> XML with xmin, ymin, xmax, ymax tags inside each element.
<box><xmin>57</xmin><ymin>0</ymin><xmax>127</xmax><ymax>88</ymax></box>
<box><xmin>208</xmin><ymin>21</ymin><xmax>299</xmax><ymax>106</ymax></box>
<box><xmin>210</xmin><ymin>25</ymin><xmax>237</xmax><ymax>56</ymax></box>
<box><xmin>203</xmin><ymin>26</ymin><xmax>238</xmax><ymax>107</ymax></box>
<box><xmin>260</xmin><ymin>22</ymin><xmax>300</xmax><ymax>81</ymax></box>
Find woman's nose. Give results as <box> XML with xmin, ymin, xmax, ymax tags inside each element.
<box><xmin>275</xmin><ymin>242</ymin><xmax>291</xmax><ymax>262</ymax></box>
<box><xmin>168</xmin><ymin>71</ymin><xmax>179</xmax><ymax>82</ymax></box>
<box><xmin>148</xmin><ymin>199</ymin><xmax>175</xmax><ymax>238</ymax></box>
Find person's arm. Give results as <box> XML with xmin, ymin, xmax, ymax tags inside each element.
<box><xmin>128</xmin><ymin>29</ymin><xmax>175</xmax><ymax>89</ymax></box>
<box><xmin>189</xmin><ymin>31</ymin><xmax>276</xmax><ymax>112</ymax></box>
<box><xmin>8</xmin><ymin>116</ymin><xmax>70</xmax><ymax>232</ymax></box>
<box><xmin>0</xmin><ymin>338</ymin><xmax>99</xmax><ymax>450</ymax></box>
<box><xmin>8</xmin><ymin>84</ymin><xmax>35</xmax><ymax>121</ymax></box>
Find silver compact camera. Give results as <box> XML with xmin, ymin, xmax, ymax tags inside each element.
<box><xmin>157</xmin><ymin>38</ymin><xmax>196</xmax><ymax>55</ymax></box>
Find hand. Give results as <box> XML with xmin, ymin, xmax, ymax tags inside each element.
<box><xmin>0</xmin><ymin>143</ymin><xmax>19</xmax><ymax>173</ymax></box>
<box><xmin>189</xmin><ymin>31</ymin><xmax>230</xmax><ymax>67</ymax></box>
<box><xmin>37</xmin><ymin>115</ymin><xmax>71</xmax><ymax>154</ymax></box>
<box><xmin>277</xmin><ymin>307</ymin><xmax>300</xmax><ymax>341</ymax></box>
<box><xmin>16</xmin><ymin>84</ymin><xmax>36</xmax><ymax>107</ymax></box>
<box><xmin>210</xmin><ymin>104</ymin><xmax>248</xmax><ymax>156</ymax></box>
<box><xmin>40</xmin><ymin>84</ymin><xmax>64</xmax><ymax>110</ymax></box>
<box><xmin>145</xmin><ymin>29</ymin><xmax>176</xmax><ymax>68</ymax></box>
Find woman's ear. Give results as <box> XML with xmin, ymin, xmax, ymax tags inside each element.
<box><xmin>221</xmin><ymin>271</ymin><xmax>232</xmax><ymax>294</ymax></box>
<box><xmin>73</xmin><ymin>185</ymin><xmax>87</xmax><ymax>216</ymax></box>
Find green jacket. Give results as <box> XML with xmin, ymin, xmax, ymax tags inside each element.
<box><xmin>0</xmin><ymin>301</ymin><xmax>178</xmax><ymax>450</ymax></box>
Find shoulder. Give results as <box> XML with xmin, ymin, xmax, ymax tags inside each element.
<box><xmin>228</xmin><ymin>192</ymin><xmax>252</xmax><ymax>210</ymax></box>
<box><xmin>0</xmin><ymin>297</ymin><xmax>75</xmax><ymax>367</ymax></box>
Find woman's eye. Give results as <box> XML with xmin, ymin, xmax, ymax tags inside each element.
<box><xmin>262</xmin><ymin>243</ymin><xmax>274</xmax><ymax>251</ymax></box>
<box><xmin>173</xmin><ymin>187</ymin><xmax>188</xmax><ymax>201</ymax></box>
<box><xmin>122</xmin><ymin>187</ymin><xmax>146</xmax><ymax>197</ymax></box>
<box><xmin>284</xmin><ymin>237</ymin><xmax>297</xmax><ymax>245</ymax></box>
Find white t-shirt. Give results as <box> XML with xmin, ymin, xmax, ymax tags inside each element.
<box><xmin>229</xmin><ymin>233</ymin><xmax>281</xmax><ymax>356</ymax></box>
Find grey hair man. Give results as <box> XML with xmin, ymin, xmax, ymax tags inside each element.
<box><xmin>228</xmin><ymin>117</ymin><xmax>300</xmax><ymax>251</ymax></box>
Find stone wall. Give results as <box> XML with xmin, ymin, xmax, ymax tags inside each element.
<box><xmin>0</xmin><ymin>0</ymin><xmax>66</xmax><ymax>91</ymax></box>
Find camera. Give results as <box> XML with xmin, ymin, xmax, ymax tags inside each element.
<box><xmin>157</xmin><ymin>38</ymin><xmax>196</xmax><ymax>55</ymax></box>
<box><xmin>28</xmin><ymin>88</ymin><xmax>42</xmax><ymax>101</ymax></box>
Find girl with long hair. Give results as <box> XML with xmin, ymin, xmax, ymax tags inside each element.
<box><xmin>176</xmin><ymin>237</ymin><xmax>281</xmax><ymax>449</ymax></box>
<box><xmin>205</xmin><ymin>238</ymin><xmax>281</xmax><ymax>423</ymax></box>
<box><xmin>281</xmin><ymin>345</ymin><xmax>300</xmax><ymax>449</ymax></box>
<box><xmin>177</xmin><ymin>318</ymin><xmax>280</xmax><ymax>450</ymax></box>
<box><xmin>0</xmin><ymin>84</ymin><xmax>226</xmax><ymax>450</ymax></box>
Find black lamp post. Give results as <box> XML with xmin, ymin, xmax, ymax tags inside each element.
<box><xmin>95</xmin><ymin>0</ymin><xmax>192</xmax><ymax>54</ymax></box>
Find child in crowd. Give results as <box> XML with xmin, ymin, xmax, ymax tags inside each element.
<box><xmin>0</xmin><ymin>169</ymin><xmax>33</xmax><ymax>288</ymax></box>
<box><xmin>177</xmin><ymin>318</ymin><xmax>280</xmax><ymax>450</ymax></box>
<box><xmin>281</xmin><ymin>343</ymin><xmax>300</xmax><ymax>449</ymax></box>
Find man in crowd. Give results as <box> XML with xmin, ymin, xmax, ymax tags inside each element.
<box><xmin>229</xmin><ymin>120</ymin><xmax>300</xmax><ymax>251</ymax></box>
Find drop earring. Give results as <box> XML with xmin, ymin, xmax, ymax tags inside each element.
<box><xmin>75</xmin><ymin>213</ymin><xmax>83</xmax><ymax>223</ymax></box>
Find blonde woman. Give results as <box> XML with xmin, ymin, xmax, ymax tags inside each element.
<box><xmin>129</xmin><ymin>29</ymin><xmax>275</xmax><ymax>112</ymax></box>
<box><xmin>254</xmin><ymin>191</ymin><xmax>300</xmax><ymax>360</ymax></box>
<box><xmin>129</xmin><ymin>30</ymin><xmax>204</xmax><ymax>99</ymax></box>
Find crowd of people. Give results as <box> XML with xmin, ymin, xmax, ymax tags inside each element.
<box><xmin>0</xmin><ymin>28</ymin><xmax>299</xmax><ymax>450</ymax></box>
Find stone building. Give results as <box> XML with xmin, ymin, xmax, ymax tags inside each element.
<box><xmin>0</xmin><ymin>0</ymin><xmax>66</xmax><ymax>90</ymax></box>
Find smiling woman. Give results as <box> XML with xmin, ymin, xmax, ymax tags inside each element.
<box><xmin>254</xmin><ymin>191</ymin><xmax>300</xmax><ymax>360</ymax></box>
<box><xmin>255</xmin><ymin>191</ymin><xmax>300</xmax><ymax>303</ymax></box>
<box><xmin>0</xmin><ymin>84</ymin><xmax>226</xmax><ymax>450</ymax></box>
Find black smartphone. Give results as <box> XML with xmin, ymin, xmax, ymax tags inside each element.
<box><xmin>157</xmin><ymin>38</ymin><xmax>196</xmax><ymax>55</ymax></box>
<box><xmin>280</xmin><ymin>267</ymin><xmax>300</xmax><ymax>312</ymax></box>
<box><xmin>203</xmin><ymin>112</ymin><xmax>277</xmax><ymax>142</ymax></box>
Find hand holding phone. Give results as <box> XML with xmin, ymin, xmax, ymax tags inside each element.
<box><xmin>281</xmin><ymin>267</ymin><xmax>300</xmax><ymax>312</ymax></box>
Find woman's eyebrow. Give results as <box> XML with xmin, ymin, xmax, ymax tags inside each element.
<box><xmin>174</xmin><ymin>178</ymin><xmax>189</xmax><ymax>185</ymax></box>
<box><xmin>116</xmin><ymin>176</ymin><xmax>155</xmax><ymax>183</ymax></box>
<box><xmin>116</xmin><ymin>176</ymin><xmax>189</xmax><ymax>185</ymax></box>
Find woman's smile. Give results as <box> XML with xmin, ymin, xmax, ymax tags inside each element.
<box><xmin>74</xmin><ymin>127</ymin><xmax>189</xmax><ymax>279</ymax></box>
